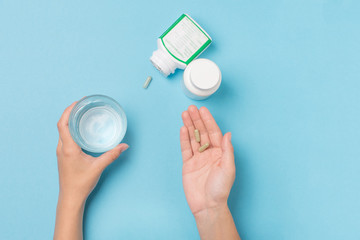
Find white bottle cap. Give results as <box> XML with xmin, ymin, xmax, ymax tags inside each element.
<box><xmin>150</xmin><ymin>49</ymin><xmax>177</xmax><ymax>77</ymax></box>
<box><xmin>182</xmin><ymin>59</ymin><xmax>221</xmax><ymax>100</ymax></box>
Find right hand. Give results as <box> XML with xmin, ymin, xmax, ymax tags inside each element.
<box><xmin>180</xmin><ymin>105</ymin><xmax>235</xmax><ymax>216</ymax></box>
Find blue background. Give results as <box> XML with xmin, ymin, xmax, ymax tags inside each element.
<box><xmin>0</xmin><ymin>0</ymin><xmax>359</xmax><ymax>239</ymax></box>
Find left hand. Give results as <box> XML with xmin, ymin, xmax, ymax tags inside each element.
<box><xmin>56</xmin><ymin>101</ymin><xmax>129</xmax><ymax>203</ymax></box>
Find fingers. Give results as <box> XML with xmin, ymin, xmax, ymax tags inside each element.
<box><xmin>181</xmin><ymin>111</ymin><xmax>200</xmax><ymax>153</ymax></box>
<box><xmin>221</xmin><ymin>132</ymin><xmax>235</xmax><ymax>170</ymax></box>
<box><xmin>187</xmin><ymin>105</ymin><xmax>211</xmax><ymax>146</ymax></box>
<box><xmin>96</xmin><ymin>143</ymin><xmax>129</xmax><ymax>171</ymax></box>
<box><xmin>199</xmin><ymin>107</ymin><xmax>223</xmax><ymax>147</ymax></box>
<box><xmin>180</xmin><ymin>126</ymin><xmax>193</xmax><ymax>162</ymax></box>
<box><xmin>57</xmin><ymin>101</ymin><xmax>77</xmax><ymax>146</ymax></box>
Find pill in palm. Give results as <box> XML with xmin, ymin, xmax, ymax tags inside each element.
<box><xmin>194</xmin><ymin>129</ymin><xmax>201</xmax><ymax>143</ymax></box>
<box><xmin>199</xmin><ymin>143</ymin><xmax>209</xmax><ymax>152</ymax></box>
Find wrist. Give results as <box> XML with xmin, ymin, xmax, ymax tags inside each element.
<box><xmin>193</xmin><ymin>204</ymin><xmax>240</xmax><ymax>240</ymax></box>
<box><xmin>58</xmin><ymin>192</ymin><xmax>86</xmax><ymax>210</ymax></box>
<box><xmin>194</xmin><ymin>203</ymin><xmax>229</xmax><ymax>223</ymax></box>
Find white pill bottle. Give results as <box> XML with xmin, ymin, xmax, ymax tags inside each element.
<box><xmin>150</xmin><ymin>14</ymin><xmax>212</xmax><ymax>77</ymax></box>
<box><xmin>182</xmin><ymin>58</ymin><xmax>222</xmax><ymax>100</ymax></box>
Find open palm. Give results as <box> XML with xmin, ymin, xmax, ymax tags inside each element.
<box><xmin>180</xmin><ymin>105</ymin><xmax>235</xmax><ymax>215</ymax></box>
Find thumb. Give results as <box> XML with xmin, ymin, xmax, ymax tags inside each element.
<box><xmin>97</xmin><ymin>143</ymin><xmax>129</xmax><ymax>171</ymax></box>
<box><xmin>221</xmin><ymin>132</ymin><xmax>235</xmax><ymax>169</ymax></box>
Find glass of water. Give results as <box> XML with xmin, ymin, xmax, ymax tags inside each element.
<box><xmin>69</xmin><ymin>95</ymin><xmax>127</xmax><ymax>153</ymax></box>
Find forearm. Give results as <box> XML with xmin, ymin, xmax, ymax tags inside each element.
<box><xmin>54</xmin><ymin>195</ymin><xmax>85</xmax><ymax>240</ymax></box>
<box><xmin>194</xmin><ymin>204</ymin><xmax>240</xmax><ymax>240</ymax></box>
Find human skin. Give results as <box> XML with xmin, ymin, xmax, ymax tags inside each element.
<box><xmin>180</xmin><ymin>105</ymin><xmax>240</xmax><ymax>240</ymax></box>
<box><xmin>53</xmin><ymin>102</ymin><xmax>129</xmax><ymax>240</ymax></box>
<box><xmin>53</xmin><ymin>103</ymin><xmax>239</xmax><ymax>240</ymax></box>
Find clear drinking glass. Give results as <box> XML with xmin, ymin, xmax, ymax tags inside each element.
<box><xmin>69</xmin><ymin>95</ymin><xmax>127</xmax><ymax>153</ymax></box>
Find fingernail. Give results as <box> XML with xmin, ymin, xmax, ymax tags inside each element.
<box><xmin>121</xmin><ymin>145</ymin><xmax>129</xmax><ymax>153</ymax></box>
<box><xmin>228</xmin><ymin>132</ymin><xmax>232</xmax><ymax>141</ymax></box>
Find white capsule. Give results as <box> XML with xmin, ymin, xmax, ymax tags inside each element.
<box><xmin>143</xmin><ymin>76</ymin><xmax>152</xmax><ymax>89</ymax></box>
